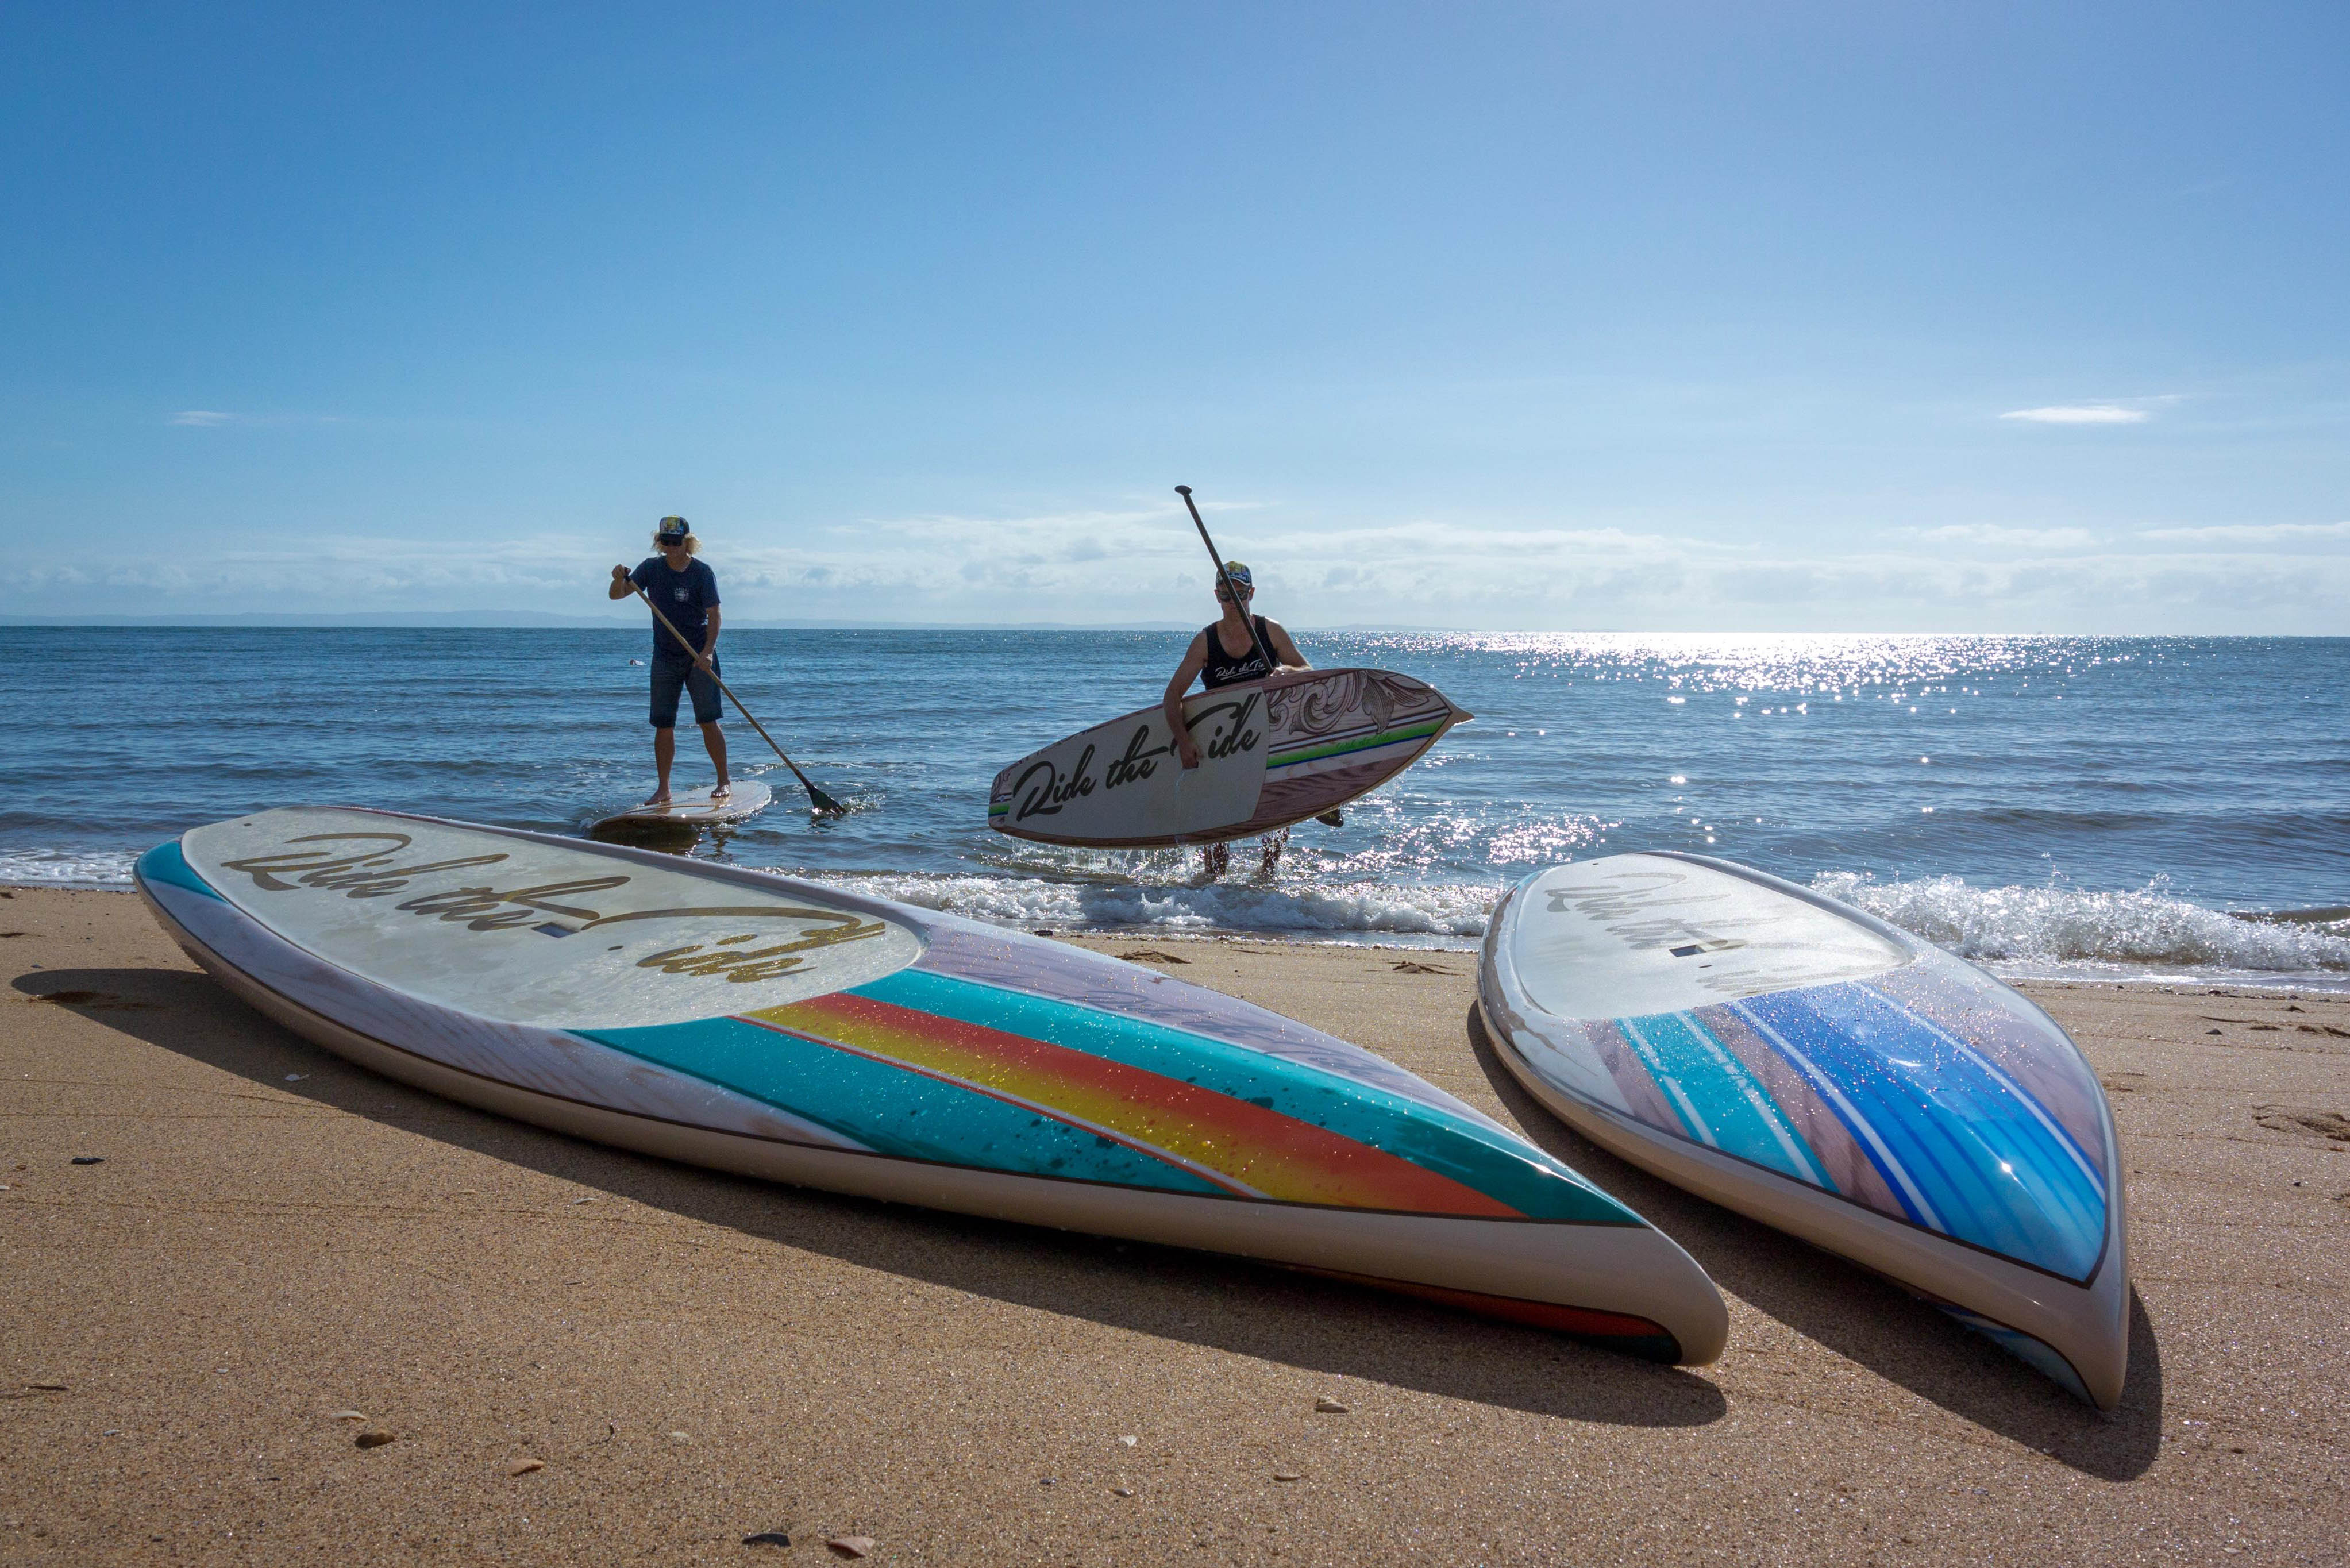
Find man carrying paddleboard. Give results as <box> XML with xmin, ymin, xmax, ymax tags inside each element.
<box><xmin>608</xmin><ymin>515</ymin><xmax>730</xmax><ymax>806</ymax></box>
<box><xmin>1162</xmin><ymin>560</ymin><xmax>1308</xmax><ymax>876</ymax></box>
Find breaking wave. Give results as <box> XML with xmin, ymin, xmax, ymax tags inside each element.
<box><xmin>823</xmin><ymin>870</ymin><xmax>1503</xmax><ymax>945</ymax></box>
<box><xmin>0</xmin><ymin>849</ymin><xmax>141</xmax><ymax>888</ymax></box>
<box><xmin>11</xmin><ymin>841</ymin><xmax>2345</xmax><ymax>987</ymax></box>
<box><xmin>1811</xmin><ymin>870</ymin><xmax>2350</xmax><ymax>981</ymax></box>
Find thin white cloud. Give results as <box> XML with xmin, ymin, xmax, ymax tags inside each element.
<box><xmin>17</xmin><ymin>506</ymin><xmax>2350</xmax><ymax>631</ymax></box>
<box><xmin>169</xmin><ymin>410</ymin><xmax>234</xmax><ymax>427</ymax></box>
<box><xmin>1998</xmin><ymin>404</ymin><xmax>2148</xmax><ymax>425</ymax></box>
<box><xmin>1915</xmin><ymin>524</ymin><xmax>2098</xmax><ymax>549</ymax></box>
<box><xmin>2140</xmin><ymin>520</ymin><xmax>2350</xmax><ymax>544</ymax></box>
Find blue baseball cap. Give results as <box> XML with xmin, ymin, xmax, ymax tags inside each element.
<box><xmin>656</xmin><ymin>515</ymin><xmax>690</xmax><ymax>542</ymax></box>
<box><xmin>1218</xmin><ymin>560</ymin><xmax>1253</xmax><ymax>593</ymax></box>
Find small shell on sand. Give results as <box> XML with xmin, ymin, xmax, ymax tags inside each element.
<box><xmin>1315</xmin><ymin>1397</ymin><xmax>1351</xmax><ymax>1413</ymax></box>
<box><xmin>355</xmin><ymin>1429</ymin><xmax>395</xmax><ymax>1449</ymax></box>
<box><xmin>827</xmin><ymin>1536</ymin><xmax>876</xmax><ymax>1559</ymax></box>
<box><xmin>329</xmin><ymin>1410</ymin><xmax>367</xmax><ymax>1423</ymax></box>
<box><xmin>507</xmin><ymin>1459</ymin><xmax>545</xmax><ymax>1476</ymax></box>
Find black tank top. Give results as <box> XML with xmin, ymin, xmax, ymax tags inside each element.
<box><xmin>1200</xmin><ymin>616</ymin><xmax>1276</xmax><ymax>688</ymax></box>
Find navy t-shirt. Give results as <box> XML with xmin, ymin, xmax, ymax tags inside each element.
<box><xmin>629</xmin><ymin>557</ymin><xmax>720</xmax><ymax>661</ymax></box>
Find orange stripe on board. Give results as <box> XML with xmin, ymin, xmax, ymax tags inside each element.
<box><xmin>746</xmin><ymin>991</ymin><xmax>1520</xmax><ymax>1218</ymax></box>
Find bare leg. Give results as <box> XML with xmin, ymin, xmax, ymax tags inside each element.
<box><xmin>1200</xmin><ymin>842</ymin><xmax>1231</xmax><ymax>878</ymax></box>
<box><xmin>649</xmin><ymin>727</ymin><xmax>676</xmax><ymax>803</ymax></box>
<box><xmin>700</xmin><ymin>721</ymin><xmax>730</xmax><ymax>794</ymax></box>
<box><xmin>1258</xmin><ymin>827</ymin><xmax>1289</xmax><ymax>877</ymax></box>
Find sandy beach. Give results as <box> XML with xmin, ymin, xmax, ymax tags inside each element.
<box><xmin>3</xmin><ymin>884</ymin><xmax>2345</xmax><ymax>1565</ymax></box>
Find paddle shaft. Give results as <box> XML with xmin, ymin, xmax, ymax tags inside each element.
<box><xmin>1174</xmin><ymin>484</ymin><xmax>1278</xmax><ymax>675</ymax></box>
<box><xmin>632</xmin><ymin>586</ymin><xmax>843</xmax><ymax>812</ymax></box>
<box><xmin>1174</xmin><ymin>486</ymin><xmax>1344</xmax><ymax>832</ymax></box>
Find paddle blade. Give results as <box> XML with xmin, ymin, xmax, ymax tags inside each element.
<box><xmin>806</xmin><ymin>782</ymin><xmax>848</xmax><ymax>815</ymax></box>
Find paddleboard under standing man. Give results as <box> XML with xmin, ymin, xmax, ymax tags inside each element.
<box><xmin>609</xmin><ymin>515</ymin><xmax>729</xmax><ymax>805</ymax></box>
<box><xmin>1162</xmin><ymin>561</ymin><xmax>1309</xmax><ymax>877</ymax></box>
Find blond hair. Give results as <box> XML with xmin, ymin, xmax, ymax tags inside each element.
<box><xmin>653</xmin><ymin>517</ymin><xmax>700</xmax><ymax>555</ymax></box>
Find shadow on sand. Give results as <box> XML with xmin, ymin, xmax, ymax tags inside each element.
<box><xmin>15</xmin><ymin>964</ymin><xmax>1727</xmax><ymax>1432</ymax></box>
<box><xmin>1462</xmin><ymin>1003</ymin><xmax>2163</xmax><ymax>1481</ymax></box>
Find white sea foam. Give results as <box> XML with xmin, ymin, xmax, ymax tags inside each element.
<box><xmin>820</xmin><ymin>871</ymin><xmax>1503</xmax><ymax>946</ymax></box>
<box><xmin>839</xmin><ymin>864</ymin><xmax>2350</xmax><ymax>985</ymax></box>
<box><xmin>0</xmin><ymin>849</ymin><xmax>141</xmax><ymax>888</ymax></box>
<box><xmin>1812</xmin><ymin>870</ymin><xmax>2350</xmax><ymax>984</ymax></box>
<box><xmin>11</xmin><ymin>838</ymin><xmax>2342</xmax><ymax>987</ymax></box>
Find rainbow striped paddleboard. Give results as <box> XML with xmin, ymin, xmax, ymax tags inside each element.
<box><xmin>989</xmin><ymin>667</ymin><xmax>1470</xmax><ymax>848</ymax></box>
<box><xmin>1478</xmin><ymin>853</ymin><xmax>2129</xmax><ymax>1407</ymax></box>
<box><xmin>136</xmin><ymin>807</ymin><xmax>1727</xmax><ymax>1363</ymax></box>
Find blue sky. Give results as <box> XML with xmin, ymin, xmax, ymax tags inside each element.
<box><xmin>4</xmin><ymin>2</ymin><xmax>2346</xmax><ymax>631</ymax></box>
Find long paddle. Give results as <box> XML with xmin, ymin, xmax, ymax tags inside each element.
<box><xmin>1174</xmin><ymin>484</ymin><xmax>1278</xmax><ymax>675</ymax></box>
<box><xmin>633</xmin><ymin>585</ymin><xmax>846</xmax><ymax>815</ymax></box>
<box><xmin>1173</xmin><ymin>485</ymin><xmax>1344</xmax><ymax>828</ymax></box>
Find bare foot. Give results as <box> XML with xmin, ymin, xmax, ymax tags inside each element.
<box><xmin>1255</xmin><ymin>827</ymin><xmax>1290</xmax><ymax>877</ymax></box>
<box><xmin>644</xmin><ymin>787</ymin><xmax>672</xmax><ymax>806</ymax></box>
<box><xmin>711</xmin><ymin>780</ymin><xmax>732</xmax><ymax>800</ymax></box>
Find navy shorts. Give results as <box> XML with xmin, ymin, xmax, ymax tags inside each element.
<box><xmin>649</xmin><ymin>654</ymin><xmax>722</xmax><ymax>728</ymax></box>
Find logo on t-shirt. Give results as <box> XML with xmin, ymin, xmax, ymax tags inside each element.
<box><xmin>673</xmin><ymin>587</ymin><xmax>689</xmax><ymax>601</ymax></box>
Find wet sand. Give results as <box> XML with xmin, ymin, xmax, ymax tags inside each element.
<box><xmin>2</xmin><ymin>885</ymin><xmax>2345</xmax><ymax>1564</ymax></box>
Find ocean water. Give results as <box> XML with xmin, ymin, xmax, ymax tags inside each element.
<box><xmin>6</xmin><ymin>628</ymin><xmax>2347</xmax><ymax>989</ymax></box>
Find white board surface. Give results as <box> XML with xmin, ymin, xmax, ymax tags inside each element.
<box><xmin>180</xmin><ymin>807</ymin><xmax>920</xmax><ymax>1028</ymax></box>
<box><xmin>1507</xmin><ymin>855</ymin><xmax>1910</xmax><ymax>1021</ymax></box>
<box><xmin>992</xmin><ymin>685</ymin><xmax>1270</xmax><ymax>842</ymax></box>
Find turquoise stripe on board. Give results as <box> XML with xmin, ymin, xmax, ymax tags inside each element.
<box><xmin>577</xmin><ymin>1015</ymin><xmax>1231</xmax><ymax>1195</ymax></box>
<box><xmin>857</xmin><ymin>968</ymin><xmax>1638</xmax><ymax>1226</ymax></box>
<box><xmin>136</xmin><ymin>841</ymin><xmax>224</xmax><ymax>901</ymax></box>
<box><xmin>1616</xmin><ymin>1011</ymin><xmax>1829</xmax><ymax>1188</ymax></box>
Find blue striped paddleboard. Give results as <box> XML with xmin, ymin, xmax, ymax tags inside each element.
<box><xmin>1478</xmin><ymin>853</ymin><xmax>2129</xmax><ymax>1407</ymax></box>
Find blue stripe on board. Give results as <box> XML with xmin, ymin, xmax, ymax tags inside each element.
<box><xmin>1735</xmin><ymin>983</ymin><xmax>2107</xmax><ymax>1281</ymax></box>
<box><xmin>864</xmin><ymin>969</ymin><xmax>1638</xmax><ymax>1226</ymax></box>
<box><xmin>1616</xmin><ymin>1012</ymin><xmax>1830</xmax><ymax>1188</ymax></box>
<box><xmin>1886</xmin><ymin>995</ymin><xmax>2106</xmax><ymax>1193</ymax></box>
<box><xmin>1725</xmin><ymin>999</ymin><xmax>1941</xmax><ymax>1230</ymax></box>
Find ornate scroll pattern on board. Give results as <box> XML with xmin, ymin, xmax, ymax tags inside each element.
<box><xmin>1266</xmin><ymin>670</ymin><xmax>1450</xmax><ymax>744</ymax></box>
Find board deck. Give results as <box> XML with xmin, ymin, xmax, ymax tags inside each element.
<box><xmin>1477</xmin><ymin>852</ymin><xmax>2129</xmax><ymax>1408</ymax></box>
<box><xmin>136</xmin><ymin>807</ymin><xmax>1727</xmax><ymax>1362</ymax></box>
<box><xmin>989</xmin><ymin>667</ymin><xmax>1470</xmax><ymax>849</ymax></box>
<box><xmin>592</xmin><ymin>779</ymin><xmax>773</xmax><ymax>831</ymax></box>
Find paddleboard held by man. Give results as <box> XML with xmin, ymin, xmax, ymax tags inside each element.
<box><xmin>608</xmin><ymin>515</ymin><xmax>729</xmax><ymax>806</ymax></box>
<box><xmin>1162</xmin><ymin>560</ymin><xmax>1308</xmax><ymax>875</ymax></box>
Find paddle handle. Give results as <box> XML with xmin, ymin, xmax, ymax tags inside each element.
<box><xmin>1175</xmin><ymin>484</ymin><xmax>1278</xmax><ymax>676</ymax></box>
<box><xmin>632</xmin><ymin>585</ymin><xmax>841</xmax><ymax>811</ymax></box>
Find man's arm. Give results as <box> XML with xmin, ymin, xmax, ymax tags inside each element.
<box><xmin>609</xmin><ymin>564</ymin><xmax>636</xmax><ymax>600</ymax></box>
<box><xmin>1262</xmin><ymin>618</ymin><xmax>1308</xmax><ymax>670</ymax></box>
<box><xmin>696</xmin><ymin>606</ymin><xmax>721</xmax><ymax>669</ymax></box>
<box><xmin>1163</xmin><ymin>634</ymin><xmax>1208</xmax><ymax>768</ymax></box>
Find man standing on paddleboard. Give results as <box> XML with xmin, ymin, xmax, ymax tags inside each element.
<box><xmin>1162</xmin><ymin>560</ymin><xmax>1309</xmax><ymax>876</ymax></box>
<box><xmin>608</xmin><ymin>515</ymin><xmax>730</xmax><ymax>805</ymax></box>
